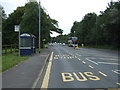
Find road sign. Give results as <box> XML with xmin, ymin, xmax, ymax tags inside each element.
<box><xmin>14</xmin><ymin>25</ymin><xmax>20</xmax><ymax>32</ymax></box>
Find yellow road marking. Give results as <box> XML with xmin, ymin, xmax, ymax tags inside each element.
<box><xmin>89</xmin><ymin>65</ymin><xmax>94</xmax><ymax>69</ymax></box>
<box><xmin>41</xmin><ymin>52</ymin><xmax>53</xmax><ymax>88</ymax></box>
<box><xmin>49</xmin><ymin>52</ymin><xmax>53</xmax><ymax>61</ymax></box>
<box><xmin>61</xmin><ymin>73</ymin><xmax>74</xmax><ymax>82</ymax></box>
<box><xmin>116</xmin><ymin>83</ymin><xmax>120</xmax><ymax>85</ymax></box>
<box><xmin>61</xmin><ymin>72</ymin><xmax>101</xmax><ymax>82</ymax></box>
<box><xmin>98</xmin><ymin>71</ymin><xmax>107</xmax><ymax>77</ymax></box>
<box><xmin>84</xmin><ymin>72</ymin><xmax>100</xmax><ymax>81</ymax></box>
<box><xmin>73</xmin><ymin>72</ymin><xmax>88</xmax><ymax>81</ymax></box>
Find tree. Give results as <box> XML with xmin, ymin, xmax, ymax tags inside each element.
<box><xmin>70</xmin><ymin>1</ymin><xmax>119</xmax><ymax>49</ymax></box>
<box><xmin>20</xmin><ymin>2</ymin><xmax>63</xmax><ymax>47</ymax></box>
<box><xmin>2</xmin><ymin>6</ymin><xmax>25</xmax><ymax>44</ymax></box>
<box><xmin>3</xmin><ymin>1</ymin><xmax>63</xmax><ymax>47</ymax></box>
<box><xmin>51</xmin><ymin>34</ymin><xmax>70</xmax><ymax>43</ymax></box>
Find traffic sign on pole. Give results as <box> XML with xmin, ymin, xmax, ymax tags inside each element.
<box><xmin>14</xmin><ymin>25</ymin><xmax>20</xmax><ymax>32</ymax></box>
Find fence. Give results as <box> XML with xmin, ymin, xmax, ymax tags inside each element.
<box><xmin>2</xmin><ymin>44</ymin><xmax>19</xmax><ymax>55</ymax></box>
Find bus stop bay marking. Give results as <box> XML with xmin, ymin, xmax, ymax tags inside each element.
<box><xmin>54</xmin><ymin>56</ymin><xmax>75</xmax><ymax>60</ymax></box>
<box><xmin>61</xmin><ymin>72</ymin><xmax>101</xmax><ymax>82</ymax></box>
<box><xmin>54</xmin><ymin>57</ymin><xmax>58</xmax><ymax>60</ymax></box>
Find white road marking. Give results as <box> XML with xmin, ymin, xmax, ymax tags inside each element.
<box><xmin>75</xmin><ymin>56</ymin><xmax>77</xmax><ymax>58</ymax></box>
<box><xmin>78</xmin><ymin>58</ymin><xmax>81</xmax><ymax>61</ymax></box>
<box><xmin>86</xmin><ymin>58</ymin><xmax>98</xmax><ymax>65</ymax></box>
<box><xmin>64</xmin><ymin>57</ymin><xmax>66</xmax><ymax>59</ymax></box>
<box><xmin>76</xmin><ymin>53</ymin><xmax>81</xmax><ymax>56</ymax></box>
<box><xmin>98</xmin><ymin>62</ymin><xmax>119</xmax><ymax>65</ymax></box>
<box><xmin>82</xmin><ymin>61</ymin><xmax>86</xmax><ymax>64</ymax></box>
<box><xmin>98</xmin><ymin>71</ymin><xmax>107</xmax><ymax>77</ymax></box>
<box><xmin>54</xmin><ymin>57</ymin><xmax>58</xmax><ymax>59</ymax></box>
<box><xmin>99</xmin><ymin>58</ymin><xmax>118</xmax><ymax>61</ymax></box>
<box><xmin>112</xmin><ymin>70</ymin><xmax>120</xmax><ymax>74</ymax></box>
<box><xmin>72</xmin><ymin>57</ymin><xmax>75</xmax><ymax>58</ymax></box>
<box><xmin>88</xmin><ymin>65</ymin><xmax>94</xmax><ymax>69</ymax></box>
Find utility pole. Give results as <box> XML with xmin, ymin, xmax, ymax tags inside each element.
<box><xmin>96</xmin><ymin>15</ymin><xmax>97</xmax><ymax>47</ymax></box>
<box><xmin>14</xmin><ymin>25</ymin><xmax>20</xmax><ymax>56</ymax></box>
<box><xmin>38</xmin><ymin>0</ymin><xmax>41</xmax><ymax>53</ymax></box>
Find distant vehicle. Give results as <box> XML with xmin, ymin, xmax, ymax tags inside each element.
<box><xmin>68</xmin><ymin>37</ymin><xmax>78</xmax><ymax>47</ymax></box>
<box><xmin>68</xmin><ymin>40</ymin><xmax>73</xmax><ymax>47</ymax></box>
<box><xmin>49</xmin><ymin>43</ymin><xmax>52</xmax><ymax>46</ymax></box>
<box><xmin>62</xmin><ymin>43</ymin><xmax>65</xmax><ymax>46</ymax></box>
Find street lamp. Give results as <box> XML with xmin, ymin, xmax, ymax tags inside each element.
<box><xmin>95</xmin><ymin>15</ymin><xmax>97</xmax><ymax>47</ymax></box>
<box><xmin>38</xmin><ymin>0</ymin><xmax>41</xmax><ymax>53</ymax></box>
<box><xmin>74</xmin><ymin>31</ymin><xmax>75</xmax><ymax>48</ymax></box>
<box><xmin>74</xmin><ymin>31</ymin><xmax>75</xmax><ymax>37</ymax></box>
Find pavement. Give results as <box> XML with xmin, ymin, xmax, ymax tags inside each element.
<box><xmin>2</xmin><ymin>47</ymin><xmax>51</xmax><ymax>89</ymax></box>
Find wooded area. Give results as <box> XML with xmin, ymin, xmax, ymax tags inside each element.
<box><xmin>70</xmin><ymin>1</ymin><xmax>119</xmax><ymax>49</ymax></box>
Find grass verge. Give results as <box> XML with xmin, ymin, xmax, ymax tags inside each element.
<box><xmin>2</xmin><ymin>52</ymin><xmax>29</xmax><ymax>72</ymax></box>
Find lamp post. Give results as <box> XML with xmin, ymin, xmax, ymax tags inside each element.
<box><xmin>74</xmin><ymin>31</ymin><xmax>75</xmax><ymax>48</ymax></box>
<box><xmin>38</xmin><ymin>0</ymin><xmax>41</xmax><ymax>53</ymax></box>
<box><xmin>95</xmin><ymin>15</ymin><xmax>97</xmax><ymax>47</ymax></box>
<box><xmin>74</xmin><ymin>31</ymin><xmax>75</xmax><ymax>37</ymax></box>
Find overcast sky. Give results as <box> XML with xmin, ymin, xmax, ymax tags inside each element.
<box><xmin>0</xmin><ymin>0</ymin><xmax>118</xmax><ymax>37</ymax></box>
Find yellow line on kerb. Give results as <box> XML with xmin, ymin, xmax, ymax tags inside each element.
<box><xmin>41</xmin><ymin>52</ymin><xmax>53</xmax><ymax>88</ymax></box>
<box><xmin>98</xmin><ymin>71</ymin><xmax>107</xmax><ymax>77</ymax></box>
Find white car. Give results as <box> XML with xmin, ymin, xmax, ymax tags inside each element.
<box><xmin>62</xmin><ymin>43</ymin><xmax>66</xmax><ymax>46</ymax></box>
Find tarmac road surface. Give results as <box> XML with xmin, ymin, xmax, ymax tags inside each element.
<box><xmin>41</xmin><ymin>44</ymin><xmax>119</xmax><ymax>88</ymax></box>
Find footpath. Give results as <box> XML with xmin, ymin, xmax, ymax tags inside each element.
<box><xmin>2</xmin><ymin>48</ymin><xmax>51</xmax><ymax>89</ymax></box>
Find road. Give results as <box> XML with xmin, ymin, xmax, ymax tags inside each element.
<box><xmin>41</xmin><ymin>44</ymin><xmax>119</xmax><ymax>88</ymax></box>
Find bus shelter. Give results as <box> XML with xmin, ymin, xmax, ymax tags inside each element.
<box><xmin>20</xmin><ymin>33</ymin><xmax>36</xmax><ymax>56</ymax></box>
